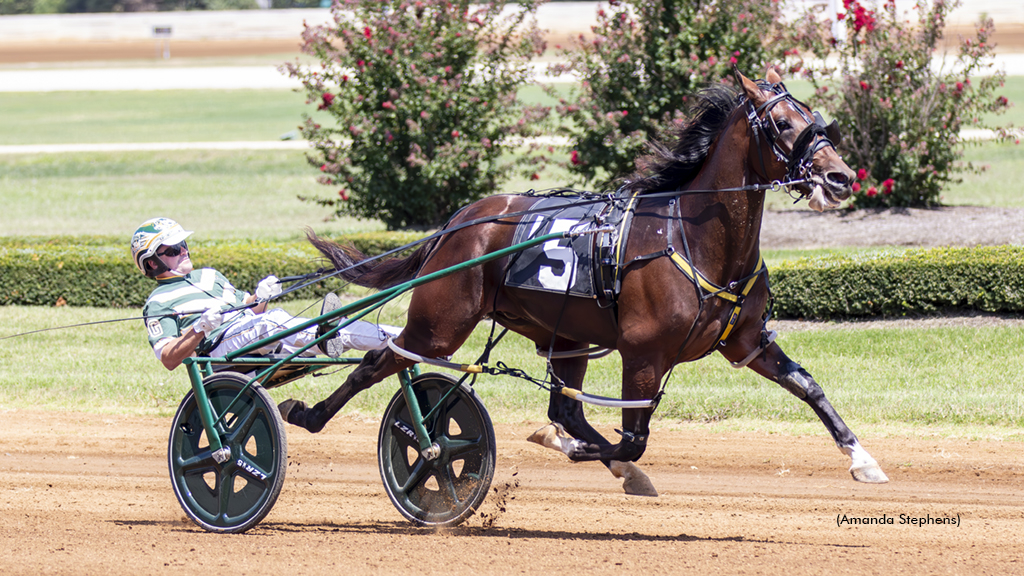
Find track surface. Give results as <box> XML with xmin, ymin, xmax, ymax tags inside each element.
<box><xmin>1</xmin><ymin>410</ymin><xmax>1021</xmax><ymax>575</ymax></box>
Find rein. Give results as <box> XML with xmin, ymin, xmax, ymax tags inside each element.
<box><xmin>280</xmin><ymin>178</ymin><xmax>810</xmax><ymax>299</ymax></box>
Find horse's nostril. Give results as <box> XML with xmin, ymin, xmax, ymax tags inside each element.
<box><xmin>827</xmin><ymin>171</ymin><xmax>850</xmax><ymax>187</ymax></box>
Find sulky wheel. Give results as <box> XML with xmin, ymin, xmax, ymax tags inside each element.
<box><xmin>168</xmin><ymin>372</ymin><xmax>287</xmax><ymax>533</ymax></box>
<box><xmin>378</xmin><ymin>372</ymin><xmax>496</xmax><ymax>527</ymax></box>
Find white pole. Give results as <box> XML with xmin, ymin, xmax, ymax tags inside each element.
<box><xmin>828</xmin><ymin>0</ymin><xmax>847</xmax><ymax>45</ymax></box>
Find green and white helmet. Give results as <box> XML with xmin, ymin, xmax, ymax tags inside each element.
<box><xmin>131</xmin><ymin>217</ymin><xmax>193</xmax><ymax>278</ymax></box>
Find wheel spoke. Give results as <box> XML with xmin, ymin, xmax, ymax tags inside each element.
<box><xmin>445</xmin><ymin>436</ymin><xmax>485</xmax><ymax>459</ymax></box>
<box><xmin>223</xmin><ymin>400</ymin><xmax>259</xmax><ymax>445</ymax></box>
<box><xmin>397</xmin><ymin>457</ymin><xmax>430</xmax><ymax>494</ymax></box>
<box><xmin>438</xmin><ymin>464</ymin><xmax>462</xmax><ymax>505</ymax></box>
<box><xmin>176</xmin><ymin>451</ymin><xmax>217</xmax><ymax>472</ymax></box>
<box><xmin>234</xmin><ymin>454</ymin><xmax>271</xmax><ymax>486</ymax></box>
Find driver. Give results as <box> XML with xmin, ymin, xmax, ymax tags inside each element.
<box><xmin>131</xmin><ymin>217</ymin><xmax>401</xmax><ymax>371</ymax></box>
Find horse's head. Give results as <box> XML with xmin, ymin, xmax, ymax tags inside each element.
<box><xmin>735</xmin><ymin>67</ymin><xmax>855</xmax><ymax>212</ymax></box>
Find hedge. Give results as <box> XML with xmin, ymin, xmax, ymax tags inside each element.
<box><xmin>0</xmin><ymin>233</ymin><xmax>428</xmax><ymax>308</ymax></box>
<box><xmin>770</xmin><ymin>246</ymin><xmax>1024</xmax><ymax>319</ymax></box>
<box><xmin>3</xmin><ymin>238</ymin><xmax>1023</xmax><ymax>318</ymax></box>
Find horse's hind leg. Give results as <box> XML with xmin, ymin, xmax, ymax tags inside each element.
<box><xmin>738</xmin><ymin>342</ymin><xmax>889</xmax><ymax>483</ymax></box>
<box><xmin>526</xmin><ymin>345</ymin><xmax>657</xmax><ymax>496</ymax></box>
<box><xmin>280</xmin><ymin>346</ymin><xmax>413</xmax><ymax>433</ymax></box>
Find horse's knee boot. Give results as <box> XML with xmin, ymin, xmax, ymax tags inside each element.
<box><xmin>777</xmin><ymin>363</ymin><xmax>816</xmax><ymax>400</ymax></box>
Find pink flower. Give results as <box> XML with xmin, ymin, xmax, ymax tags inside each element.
<box><xmin>852</xmin><ymin>182</ymin><xmax>861</xmax><ymax>193</ymax></box>
<box><xmin>882</xmin><ymin>178</ymin><xmax>894</xmax><ymax>194</ymax></box>
<box><xmin>338</xmin><ymin>189</ymin><xmax>349</xmax><ymax>201</ymax></box>
<box><xmin>857</xmin><ymin>168</ymin><xmax>868</xmax><ymax>180</ymax></box>
<box><xmin>318</xmin><ymin>92</ymin><xmax>335</xmax><ymax>110</ymax></box>
<box><xmin>382</xmin><ymin>101</ymin><xmax>395</xmax><ymax>109</ymax></box>
<box><xmin>859</xmin><ymin>80</ymin><xmax>872</xmax><ymax>91</ymax></box>
<box><xmin>730</xmin><ymin>56</ymin><xmax>738</xmax><ymax>65</ymax></box>
<box><xmin>570</xmin><ymin>150</ymin><xmax>581</xmax><ymax>165</ymax></box>
<box><xmin>530</xmin><ymin>173</ymin><xmax>540</xmax><ymax>181</ymax></box>
<box><xmin>451</xmin><ymin>130</ymin><xmax>460</xmax><ymax>138</ymax></box>
<box><xmin>363</xmin><ymin>27</ymin><xmax>372</xmax><ymax>39</ymax></box>
<box><xmin>866</xmin><ymin>186</ymin><xmax>878</xmax><ymax>197</ymax></box>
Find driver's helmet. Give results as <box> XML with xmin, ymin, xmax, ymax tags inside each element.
<box><xmin>131</xmin><ymin>217</ymin><xmax>193</xmax><ymax>278</ymax></box>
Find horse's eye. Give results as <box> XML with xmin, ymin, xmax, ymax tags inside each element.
<box><xmin>775</xmin><ymin>119</ymin><xmax>792</xmax><ymax>132</ymax></box>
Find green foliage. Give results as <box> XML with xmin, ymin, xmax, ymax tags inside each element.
<box><xmin>771</xmin><ymin>246</ymin><xmax>1024</xmax><ymax>319</ymax></box>
<box><xmin>0</xmin><ymin>0</ymin><xmax>34</xmax><ymax>13</ymax></box>
<box><xmin>803</xmin><ymin>0</ymin><xmax>1021</xmax><ymax>208</ymax></box>
<box><xmin>285</xmin><ymin>0</ymin><xmax>551</xmax><ymax>229</ymax></box>
<box><xmin>549</xmin><ymin>0</ymin><xmax>812</xmax><ymax>188</ymax></box>
<box><xmin>0</xmin><ymin>233</ymin><xmax>426</xmax><ymax>307</ymax></box>
<box><xmin>5</xmin><ymin>238</ymin><xmax>1022</xmax><ymax>322</ymax></box>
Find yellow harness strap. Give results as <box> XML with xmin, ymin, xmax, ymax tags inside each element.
<box><xmin>669</xmin><ymin>252</ymin><xmax>765</xmax><ymax>345</ymax></box>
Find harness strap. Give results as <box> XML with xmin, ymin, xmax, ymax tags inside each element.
<box><xmin>669</xmin><ymin>252</ymin><xmax>766</xmax><ymax>345</ymax></box>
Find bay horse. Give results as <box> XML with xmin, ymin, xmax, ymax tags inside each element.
<box><xmin>279</xmin><ymin>67</ymin><xmax>889</xmax><ymax>494</ymax></box>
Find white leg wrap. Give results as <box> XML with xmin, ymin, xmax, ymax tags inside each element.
<box><xmin>841</xmin><ymin>441</ymin><xmax>889</xmax><ymax>483</ymax></box>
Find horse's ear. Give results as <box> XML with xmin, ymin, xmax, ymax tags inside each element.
<box><xmin>734</xmin><ymin>66</ymin><xmax>766</xmax><ymax>107</ymax></box>
<box><xmin>765</xmin><ymin>65</ymin><xmax>783</xmax><ymax>85</ymax></box>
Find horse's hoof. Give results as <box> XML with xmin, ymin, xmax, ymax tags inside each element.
<box><xmin>526</xmin><ymin>422</ymin><xmax>566</xmax><ymax>448</ymax></box>
<box><xmin>609</xmin><ymin>461</ymin><xmax>658</xmax><ymax>497</ymax></box>
<box><xmin>278</xmin><ymin>399</ymin><xmax>307</xmax><ymax>426</ymax></box>
<box><xmin>850</xmin><ymin>463</ymin><xmax>889</xmax><ymax>484</ymax></box>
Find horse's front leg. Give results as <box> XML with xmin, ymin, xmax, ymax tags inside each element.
<box><xmin>736</xmin><ymin>341</ymin><xmax>889</xmax><ymax>483</ymax></box>
<box><xmin>526</xmin><ymin>348</ymin><xmax>658</xmax><ymax>496</ymax></box>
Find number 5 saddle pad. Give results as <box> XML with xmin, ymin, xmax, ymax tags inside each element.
<box><xmin>504</xmin><ymin>196</ymin><xmax>605</xmax><ymax>298</ymax></box>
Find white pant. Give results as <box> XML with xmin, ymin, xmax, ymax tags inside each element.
<box><xmin>209</xmin><ymin>308</ymin><xmax>401</xmax><ymax>358</ymax></box>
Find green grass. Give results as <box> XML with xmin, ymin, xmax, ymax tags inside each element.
<box><xmin>942</xmin><ymin>140</ymin><xmax>1024</xmax><ymax>207</ymax></box>
<box><xmin>2</xmin><ymin>302</ymin><xmax>1022</xmax><ymax>440</ymax></box>
<box><xmin>0</xmin><ymin>149</ymin><xmax>384</xmax><ymax>240</ymax></box>
<box><xmin>0</xmin><ymin>90</ymin><xmax>311</xmax><ymax>145</ymax></box>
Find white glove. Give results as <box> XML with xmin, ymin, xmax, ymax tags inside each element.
<box><xmin>256</xmin><ymin>275</ymin><xmax>282</xmax><ymax>301</ymax></box>
<box><xmin>193</xmin><ymin>307</ymin><xmax>224</xmax><ymax>336</ymax></box>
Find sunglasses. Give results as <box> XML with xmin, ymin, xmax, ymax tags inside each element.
<box><xmin>157</xmin><ymin>241</ymin><xmax>188</xmax><ymax>258</ymax></box>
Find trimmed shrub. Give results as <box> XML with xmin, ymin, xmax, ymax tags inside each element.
<box><xmin>4</xmin><ymin>239</ymin><xmax>1022</xmax><ymax>319</ymax></box>
<box><xmin>0</xmin><ymin>233</ymin><xmax>427</xmax><ymax>308</ymax></box>
<box><xmin>771</xmin><ymin>246</ymin><xmax>1024</xmax><ymax>318</ymax></box>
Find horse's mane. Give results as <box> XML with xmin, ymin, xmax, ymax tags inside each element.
<box><xmin>620</xmin><ymin>84</ymin><xmax>739</xmax><ymax>195</ymax></box>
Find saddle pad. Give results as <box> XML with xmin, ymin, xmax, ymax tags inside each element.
<box><xmin>504</xmin><ymin>197</ymin><xmax>604</xmax><ymax>298</ymax></box>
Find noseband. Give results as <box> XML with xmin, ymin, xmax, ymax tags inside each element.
<box><xmin>744</xmin><ymin>81</ymin><xmax>842</xmax><ymax>186</ymax></box>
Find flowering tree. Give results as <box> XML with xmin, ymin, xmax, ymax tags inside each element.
<box><xmin>284</xmin><ymin>0</ymin><xmax>549</xmax><ymax>229</ymax></box>
<box><xmin>549</xmin><ymin>0</ymin><xmax>813</xmax><ymax>188</ymax></box>
<box><xmin>804</xmin><ymin>0</ymin><xmax>1019</xmax><ymax>208</ymax></box>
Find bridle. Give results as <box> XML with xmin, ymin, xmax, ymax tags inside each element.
<box><xmin>744</xmin><ymin>80</ymin><xmax>843</xmax><ymax>187</ymax></box>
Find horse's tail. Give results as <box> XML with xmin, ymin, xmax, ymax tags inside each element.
<box><xmin>305</xmin><ymin>229</ymin><xmax>438</xmax><ymax>290</ymax></box>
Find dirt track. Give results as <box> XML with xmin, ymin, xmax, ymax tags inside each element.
<box><xmin>1</xmin><ymin>409</ymin><xmax>1021</xmax><ymax>575</ymax></box>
